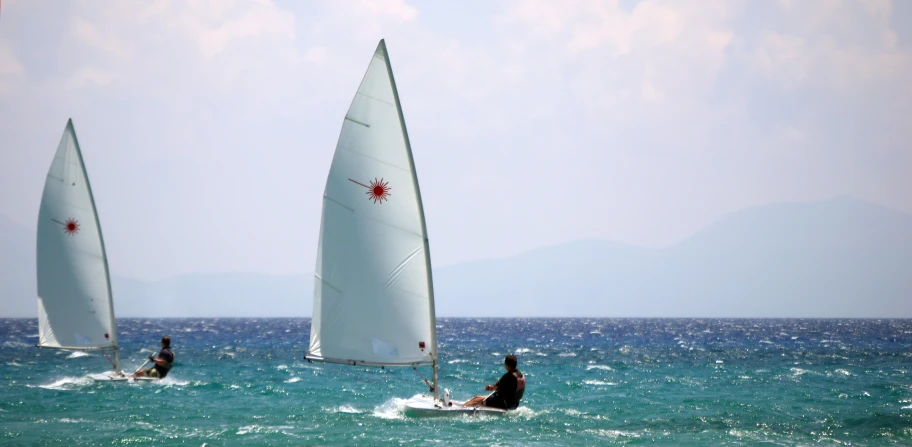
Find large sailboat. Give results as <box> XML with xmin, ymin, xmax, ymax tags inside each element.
<box><xmin>36</xmin><ymin>119</ymin><xmax>131</xmax><ymax>381</ymax></box>
<box><xmin>305</xmin><ymin>40</ymin><xmax>504</xmax><ymax>415</ymax></box>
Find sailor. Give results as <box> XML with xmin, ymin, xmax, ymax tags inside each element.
<box><xmin>464</xmin><ymin>354</ymin><xmax>525</xmax><ymax>409</ymax></box>
<box><xmin>134</xmin><ymin>336</ymin><xmax>175</xmax><ymax>379</ymax></box>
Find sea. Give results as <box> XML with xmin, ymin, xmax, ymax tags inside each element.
<box><xmin>1</xmin><ymin>318</ymin><xmax>911</xmax><ymax>446</ymax></box>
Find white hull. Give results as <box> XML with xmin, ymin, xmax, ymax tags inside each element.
<box><xmin>89</xmin><ymin>371</ymin><xmax>160</xmax><ymax>382</ymax></box>
<box><xmin>403</xmin><ymin>394</ymin><xmax>507</xmax><ymax>417</ymax></box>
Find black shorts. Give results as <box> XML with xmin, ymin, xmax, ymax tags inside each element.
<box><xmin>483</xmin><ymin>393</ymin><xmax>512</xmax><ymax>410</ymax></box>
<box><xmin>154</xmin><ymin>366</ymin><xmax>170</xmax><ymax>379</ymax></box>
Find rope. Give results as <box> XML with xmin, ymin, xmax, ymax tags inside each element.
<box><xmin>102</xmin><ymin>351</ymin><xmax>116</xmax><ymax>368</ymax></box>
<box><xmin>412</xmin><ymin>366</ymin><xmax>434</xmax><ymax>392</ymax></box>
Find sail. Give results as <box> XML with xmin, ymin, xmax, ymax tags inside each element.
<box><xmin>36</xmin><ymin>119</ymin><xmax>117</xmax><ymax>351</ymax></box>
<box><xmin>307</xmin><ymin>40</ymin><xmax>438</xmax><ymax>366</ymax></box>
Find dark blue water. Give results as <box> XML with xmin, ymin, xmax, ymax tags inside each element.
<box><xmin>1</xmin><ymin>318</ymin><xmax>911</xmax><ymax>445</ymax></box>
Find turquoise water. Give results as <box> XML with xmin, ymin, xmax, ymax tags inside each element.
<box><xmin>1</xmin><ymin>318</ymin><xmax>911</xmax><ymax>446</ymax></box>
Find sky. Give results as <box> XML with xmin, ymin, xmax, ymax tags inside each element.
<box><xmin>0</xmin><ymin>0</ymin><xmax>910</xmax><ymax>282</ymax></box>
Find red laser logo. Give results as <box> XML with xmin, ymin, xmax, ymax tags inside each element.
<box><xmin>51</xmin><ymin>218</ymin><xmax>80</xmax><ymax>236</ymax></box>
<box><xmin>349</xmin><ymin>178</ymin><xmax>391</xmax><ymax>204</ymax></box>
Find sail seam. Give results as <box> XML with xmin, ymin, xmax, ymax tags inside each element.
<box><xmin>314</xmin><ymin>273</ymin><xmax>343</xmax><ymax>295</ymax></box>
<box><xmin>356</xmin><ymin>91</ymin><xmax>397</xmax><ymax>107</ymax></box>
<box><xmin>353</xmin><ymin>212</ymin><xmax>424</xmax><ymax>239</ymax></box>
<box><xmin>385</xmin><ymin>246</ymin><xmax>422</xmax><ymax>291</ymax></box>
<box><xmin>337</xmin><ymin>144</ymin><xmax>410</xmax><ymax>172</ymax></box>
<box><xmin>344</xmin><ymin>116</ymin><xmax>371</xmax><ymax>128</ymax></box>
<box><xmin>324</xmin><ymin>195</ymin><xmax>354</xmax><ymax>212</ymax></box>
<box><xmin>325</xmin><ymin>192</ymin><xmax>423</xmax><ymax>238</ymax></box>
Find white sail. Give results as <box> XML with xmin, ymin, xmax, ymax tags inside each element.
<box><xmin>36</xmin><ymin>119</ymin><xmax>117</xmax><ymax>353</ymax></box>
<box><xmin>307</xmin><ymin>40</ymin><xmax>438</xmax><ymax>367</ymax></box>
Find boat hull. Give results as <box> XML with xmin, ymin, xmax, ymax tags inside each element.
<box><xmin>403</xmin><ymin>394</ymin><xmax>508</xmax><ymax>417</ymax></box>
<box><xmin>89</xmin><ymin>371</ymin><xmax>160</xmax><ymax>382</ymax></box>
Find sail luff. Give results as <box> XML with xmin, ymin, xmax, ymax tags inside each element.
<box><xmin>68</xmin><ymin>119</ymin><xmax>119</xmax><ymax>359</ymax></box>
<box><xmin>376</xmin><ymin>40</ymin><xmax>440</xmax><ymax>395</ymax></box>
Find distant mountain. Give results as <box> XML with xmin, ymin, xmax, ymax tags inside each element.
<box><xmin>0</xmin><ymin>214</ymin><xmax>312</xmax><ymax>318</ymax></box>
<box><xmin>434</xmin><ymin>197</ymin><xmax>912</xmax><ymax>317</ymax></box>
<box><xmin>111</xmin><ymin>274</ymin><xmax>311</xmax><ymax>318</ymax></box>
<box><xmin>2</xmin><ymin>197</ymin><xmax>910</xmax><ymax>318</ymax></box>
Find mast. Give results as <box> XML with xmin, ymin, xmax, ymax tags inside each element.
<box><xmin>379</xmin><ymin>39</ymin><xmax>441</xmax><ymax>399</ymax></box>
<box><xmin>69</xmin><ymin>119</ymin><xmax>120</xmax><ymax>372</ymax></box>
<box><xmin>432</xmin><ymin>354</ymin><xmax>439</xmax><ymax>400</ymax></box>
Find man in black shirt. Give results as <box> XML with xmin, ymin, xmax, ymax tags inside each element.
<box><xmin>133</xmin><ymin>336</ymin><xmax>175</xmax><ymax>379</ymax></box>
<box><xmin>464</xmin><ymin>354</ymin><xmax>525</xmax><ymax>410</ymax></box>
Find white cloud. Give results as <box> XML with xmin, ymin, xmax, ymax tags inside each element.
<box><xmin>353</xmin><ymin>0</ymin><xmax>418</xmax><ymax>23</ymax></box>
<box><xmin>1</xmin><ymin>0</ymin><xmax>910</xmax><ymax>278</ymax></box>
<box><xmin>0</xmin><ymin>41</ymin><xmax>26</xmax><ymax>93</ymax></box>
<box><xmin>66</xmin><ymin>66</ymin><xmax>116</xmax><ymax>88</ymax></box>
<box><xmin>178</xmin><ymin>0</ymin><xmax>296</xmax><ymax>58</ymax></box>
<box><xmin>71</xmin><ymin>16</ymin><xmax>131</xmax><ymax>59</ymax></box>
<box><xmin>747</xmin><ymin>0</ymin><xmax>911</xmax><ymax>92</ymax></box>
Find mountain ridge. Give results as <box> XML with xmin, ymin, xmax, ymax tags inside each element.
<box><xmin>2</xmin><ymin>196</ymin><xmax>910</xmax><ymax>318</ymax></box>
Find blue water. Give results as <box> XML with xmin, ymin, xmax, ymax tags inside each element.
<box><xmin>1</xmin><ymin>318</ymin><xmax>911</xmax><ymax>446</ymax></box>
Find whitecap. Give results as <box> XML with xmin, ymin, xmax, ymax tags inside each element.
<box><xmin>34</xmin><ymin>376</ymin><xmax>93</xmax><ymax>391</ymax></box>
<box><xmin>58</xmin><ymin>418</ymin><xmax>90</xmax><ymax>424</ymax></box>
<box><xmin>157</xmin><ymin>376</ymin><xmax>190</xmax><ymax>387</ymax></box>
<box><xmin>67</xmin><ymin>351</ymin><xmax>91</xmax><ymax>359</ymax></box>
<box><xmin>506</xmin><ymin>406</ymin><xmax>541</xmax><ymax>419</ymax></box>
<box><xmin>585</xmin><ymin>428</ymin><xmax>642</xmax><ymax>439</ymax></box>
<box><xmin>285</xmin><ymin>377</ymin><xmax>302</xmax><ymax>383</ymax></box>
<box><xmin>372</xmin><ymin>398</ymin><xmax>406</xmax><ymax>420</ymax></box>
<box><xmin>327</xmin><ymin>404</ymin><xmax>362</xmax><ymax>414</ymax></box>
<box><xmin>586</xmin><ymin>365</ymin><xmax>612</xmax><ymax>371</ymax></box>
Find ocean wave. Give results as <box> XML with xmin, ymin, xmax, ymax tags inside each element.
<box><xmin>236</xmin><ymin>424</ymin><xmax>296</xmax><ymax>436</ymax></box>
<box><xmin>66</xmin><ymin>351</ymin><xmax>91</xmax><ymax>359</ymax></box>
<box><xmin>372</xmin><ymin>398</ymin><xmax>407</xmax><ymax>420</ymax></box>
<box><xmin>326</xmin><ymin>404</ymin><xmax>363</xmax><ymax>414</ymax></box>
<box><xmin>506</xmin><ymin>406</ymin><xmax>541</xmax><ymax>419</ymax></box>
<box><xmin>285</xmin><ymin>377</ymin><xmax>302</xmax><ymax>383</ymax></box>
<box><xmin>157</xmin><ymin>377</ymin><xmax>191</xmax><ymax>387</ymax></box>
<box><xmin>583</xmin><ymin>380</ymin><xmax>616</xmax><ymax>386</ymax></box>
<box><xmin>58</xmin><ymin>418</ymin><xmax>90</xmax><ymax>424</ymax></box>
<box><xmin>34</xmin><ymin>376</ymin><xmax>93</xmax><ymax>391</ymax></box>
<box><xmin>585</xmin><ymin>428</ymin><xmax>643</xmax><ymax>439</ymax></box>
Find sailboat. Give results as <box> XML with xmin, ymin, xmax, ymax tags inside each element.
<box><xmin>305</xmin><ymin>40</ymin><xmax>505</xmax><ymax>415</ymax></box>
<box><xmin>36</xmin><ymin>119</ymin><xmax>149</xmax><ymax>382</ymax></box>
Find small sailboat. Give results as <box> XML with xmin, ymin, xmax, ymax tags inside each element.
<box><xmin>36</xmin><ymin>119</ymin><xmax>149</xmax><ymax>381</ymax></box>
<box><xmin>305</xmin><ymin>40</ymin><xmax>505</xmax><ymax>415</ymax></box>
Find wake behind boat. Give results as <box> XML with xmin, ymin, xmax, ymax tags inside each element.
<box><xmin>304</xmin><ymin>40</ymin><xmax>510</xmax><ymax>416</ymax></box>
<box><xmin>36</xmin><ymin>119</ymin><xmax>137</xmax><ymax>382</ymax></box>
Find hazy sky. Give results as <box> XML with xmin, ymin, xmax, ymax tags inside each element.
<box><xmin>1</xmin><ymin>0</ymin><xmax>910</xmax><ymax>281</ymax></box>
